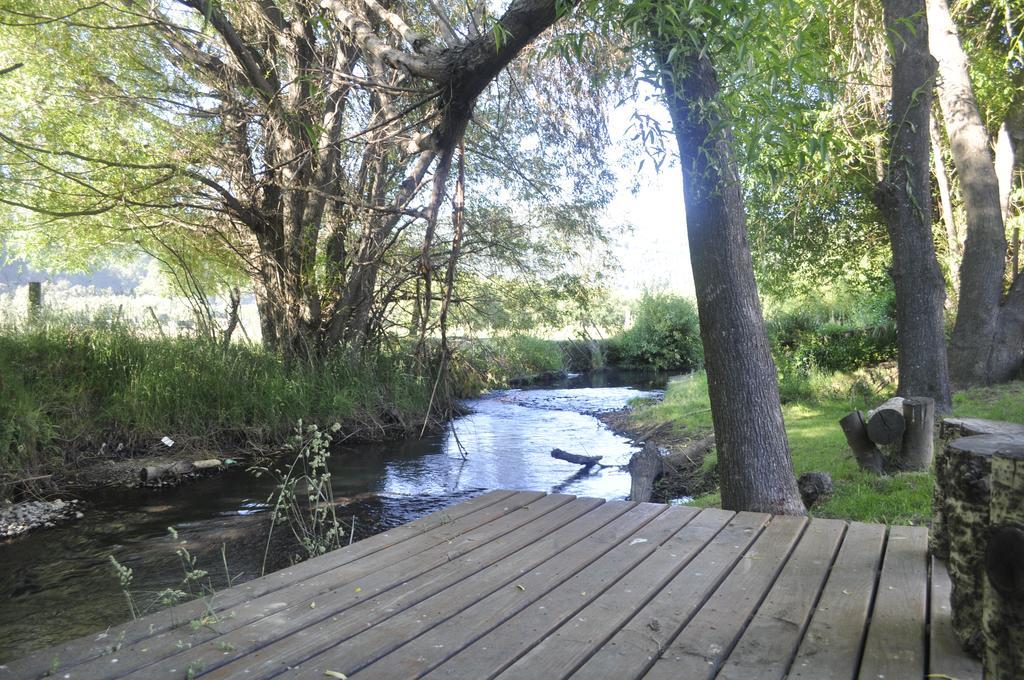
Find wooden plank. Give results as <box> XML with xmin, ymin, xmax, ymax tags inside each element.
<box><xmin>570</xmin><ymin>511</ymin><xmax>770</xmax><ymax>680</ymax></box>
<box><xmin>495</xmin><ymin>508</ymin><xmax>736</xmax><ymax>680</ymax></box>
<box><xmin>857</xmin><ymin>525</ymin><xmax>928</xmax><ymax>680</ymax></box>
<box><xmin>788</xmin><ymin>522</ymin><xmax>886</xmax><ymax>680</ymax></box>
<box><xmin>716</xmin><ymin>518</ymin><xmax>847</xmax><ymax>680</ymax></box>
<box><xmin>180</xmin><ymin>496</ymin><xmax>621</xmax><ymax>680</ymax></box>
<box><xmin>641</xmin><ymin>514</ymin><xmax>808</xmax><ymax>680</ymax></box>
<box><xmin>55</xmin><ymin>490</ymin><xmax>554</xmax><ymax>680</ymax></box>
<box><xmin>260</xmin><ymin>501</ymin><xmax>645</xmax><ymax>680</ymax></box>
<box><xmin>5</xmin><ymin>488</ymin><xmax>519</xmax><ymax>680</ymax></box>
<box><xmin>331</xmin><ymin>503</ymin><xmax>681</xmax><ymax>680</ymax></box>
<box><xmin>411</xmin><ymin>505</ymin><xmax>701</xmax><ymax>680</ymax></box>
<box><xmin>929</xmin><ymin>557</ymin><xmax>982</xmax><ymax>680</ymax></box>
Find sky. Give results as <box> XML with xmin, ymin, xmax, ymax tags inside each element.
<box><xmin>602</xmin><ymin>101</ymin><xmax>695</xmax><ymax>300</ymax></box>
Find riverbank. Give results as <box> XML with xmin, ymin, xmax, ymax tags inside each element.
<box><xmin>0</xmin><ymin>321</ymin><xmax>580</xmax><ymax>504</ymax></box>
<box><xmin>613</xmin><ymin>370</ymin><xmax>1024</xmax><ymax>524</ymax></box>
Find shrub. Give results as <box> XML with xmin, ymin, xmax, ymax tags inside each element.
<box><xmin>608</xmin><ymin>293</ymin><xmax>703</xmax><ymax>372</ymax></box>
<box><xmin>767</xmin><ymin>290</ymin><xmax>897</xmax><ymax>374</ymax></box>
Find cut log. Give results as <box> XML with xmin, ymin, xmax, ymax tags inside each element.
<box><xmin>983</xmin><ymin>440</ymin><xmax>1024</xmax><ymax>679</ymax></box>
<box><xmin>940</xmin><ymin>435</ymin><xmax>1021</xmax><ymax>656</ymax></box>
<box><xmin>627</xmin><ymin>442</ymin><xmax>664</xmax><ymax>503</ymax></box>
<box><xmin>839</xmin><ymin>410</ymin><xmax>884</xmax><ymax>474</ymax></box>
<box><xmin>140</xmin><ymin>459</ymin><xmax>223</xmax><ymax>483</ymax></box>
<box><xmin>894</xmin><ymin>397</ymin><xmax>935</xmax><ymax>472</ymax></box>
<box><xmin>940</xmin><ymin>417</ymin><xmax>1024</xmax><ymax>440</ymax></box>
<box><xmin>866</xmin><ymin>396</ymin><xmax>906</xmax><ymax>445</ymax></box>
<box><xmin>549</xmin><ymin>448</ymin><xmax>603</xmax><ymax>468</ymax></box>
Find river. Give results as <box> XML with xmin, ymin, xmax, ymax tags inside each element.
<box><xmin>0</xmin><ymin>370</ymin><xmax>666</xmax><ymax>662</ymax></box>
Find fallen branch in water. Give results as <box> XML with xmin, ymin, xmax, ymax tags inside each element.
<box><xmin>550</xmin><ymin>448</ymin><xmax>604</xmax><ymax>468</ymax></box>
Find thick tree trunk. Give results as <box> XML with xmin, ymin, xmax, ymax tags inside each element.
<box><xmin>876</xmin><ymin>0</ymin><xmax>951</xmax><ymax>413</ymax></box>
<box><xmin>659</xmin><ymin>43</ymin><xmax>804</xmax><ymax>516</ymax></box>
<box><xmin>928</xmin><ymin>0</ymin><xmax>1017</xmax><ymax>386</ymax></box>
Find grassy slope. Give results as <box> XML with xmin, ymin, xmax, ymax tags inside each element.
<box><xmin>630</xmin><ymin>371</ymin><xmax>1024</xmax><ymax>524</ymax></box>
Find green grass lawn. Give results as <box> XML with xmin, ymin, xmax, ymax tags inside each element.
<box><xmin>631</xmin><ymin>371</ymin><xmax>1024</xmax><ymax>525</ymax></box>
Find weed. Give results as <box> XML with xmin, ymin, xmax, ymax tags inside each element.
<box><xmin>253</xmin><ymin>420</ymin><xmax>348</xmax><ymax>573</ymax></box>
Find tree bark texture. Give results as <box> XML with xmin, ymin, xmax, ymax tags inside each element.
<box><xmin>659</xmin><ymin>42</ymin><xmax>804</xmax><ymax>516</ymax></box>
<box><xmin>628</xmin><ymin>442</ymin><xmax>663</xmax><ymax>503</ymax></box>
<box><xmin>933</xmin><ymin>421</ymin><xmax>1024</xmax><ymax>560</ymax></box>
<box><xmin>877</xmin><ymin>0</ymin><xmax>952</xmax><ymax>412</ymax></box>
<box><xmin>938</xmin><ymin>435</ymin><xmax>1017</xmax><ymax>656</ymax></box>
<box><xmin>984</xmin><ymin>444</ymin><xmax>1024</xmax><ymax>678</ymax></box>
<box><xmin>928</xmin><ymin>0</ymin><xmax>1024</xmax><ymax>386</ymax></box>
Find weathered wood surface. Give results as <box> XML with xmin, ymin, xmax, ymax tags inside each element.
<box><xmin>931</xmin><ymin>556</ymin><xmax>984</xmax><ymax>680</ymax></box>
<box><xmin>867</xmin><ymin>396</ymin><xmax>906</xmax><ymax>445</ymax></box>
<box><xmin>8</xmin><ymin>490</ymin><xmax>979</xmax><ymax>680</ymax></box>
<box><xmin>940</xmin><ymin>416</ymin><xmax>1024</xmax><ymax>440</ymax></box>
<box><xmin>839</xmin><ymin>409</ymin><xmax>884</xmax><ymax>473</ymax></box>
<box><xmin>858</xmin><ymin>525</ymin><xmax>928</xmax><ymax>679</ymax></box>
<box><xmin>899</xmin><ymin>396</ymin><xmax>935</xmax><ymax>471</ymax></box>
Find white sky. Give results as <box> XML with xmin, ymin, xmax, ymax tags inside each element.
<box><xmin>602</xmin><ymin>102</ymin><xmax>695</xmax><ymax>300</ymax></box>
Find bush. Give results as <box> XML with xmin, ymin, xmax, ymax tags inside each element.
<box><xmin>608</xmin><ymin>293</ymin><xmax>703</xmax><ymax>372</ymax></box>
<box><xmin>767</xmin><ymin>289</ymin><xmax>897</xmax><ymax>375</ymax></box>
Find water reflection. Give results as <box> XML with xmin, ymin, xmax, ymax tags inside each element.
<box><xmin>0</xmin><ymin>370</ymin><xmax>665</xmax><ymax>661</ymax></box>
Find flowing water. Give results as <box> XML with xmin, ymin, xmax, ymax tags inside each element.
<box><xmin>0</xmin><ymin>370</ymin><xmax>666</xmax><ymax>662</ymax></box>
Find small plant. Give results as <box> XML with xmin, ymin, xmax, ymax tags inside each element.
<box><xmin>108</xmin><ymin>555</ymin><xmax>139</xmax><ymax>620</ymax></box>
<box><xmin>108</xmin><ymin>527</ymin><xmax>231</xmax><ymax>621</ymax></box>
<box><xmin>252</xmin><ymin>420</ymin><xmax>347</xmax><ymax>574</ymax></box>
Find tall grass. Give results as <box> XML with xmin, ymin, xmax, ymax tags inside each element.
<box><xmin>0</xmin><ymin>316</ymin><xmax>433</xmax><ymax>479</ymax></box>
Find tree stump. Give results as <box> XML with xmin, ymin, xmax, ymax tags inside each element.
<box><xmin>933</xmin><ymin>418</ymin><xmax>1024</xmax><ymax>558</ymax></box>
<box><xmin>628</xmin><ymin>442</ymin><xmax>664</xmax><ymax>503</ymax></box>
<box><xmin>941</xmin><ymin>435</ymin><xmax>1021</xmax><ymax>656</ymax></box>
<box><xmin>897</xmin><ymin>396</ymin><xmax>934</xmax><ymax>471</ymax></box>
<box><xmin>839</xmin><ymin>410</ymin><xmax>884</xmax><ymax>474</ymax></box>
<box><xmin>866</xmin><ymin>396</ymin><xmax>906</xmax><ymax>445</ymax></box>
<box><xmin>983</xmin><ymin>441</ymin><xmax>1024</xmax><ymax>678</ymax></box>
<box><xmin>940</xmin><ymin>417</ymin><xmax>1024</xmax><ymax>441</ymax></box>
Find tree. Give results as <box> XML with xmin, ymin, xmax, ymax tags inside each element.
<box><xmin>622</xmin><ymin>2</ymin><xmax>805</xmax><ymax>515</ymax></box>
<box><xmin>0</xmin><ymin>0</ymin><xmax>610</xmax><ymax>359</ymax></box>
<box><xmin>929</xmin><ymin>0</ymin><xmax>1024</xmax><ymax>385</ymax></box>
<box><xmin>875</xmin><ymin>0</ymin><xmax>951</xmax><ymax>411</ymax></box>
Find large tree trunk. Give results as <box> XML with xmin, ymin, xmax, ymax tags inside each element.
<box><xmin>658</xmin><ymin>43</ymin><xmax>804</xmax><ymax>516</ymax></box>
<box><xmin>928</xmin><ymin>0</ymin><xmax>1019</xmax><ymax>386</ymax></box>
<box><xmin>876</xmin><ymin>0</ymin><xmax>951</xmax><ymax>412</ymax></box>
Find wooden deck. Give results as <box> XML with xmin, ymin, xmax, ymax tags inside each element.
<box><xmin>4</xmin><ymin>490</ymin><xmax>981</xmax><ymax>680</ymax></box>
